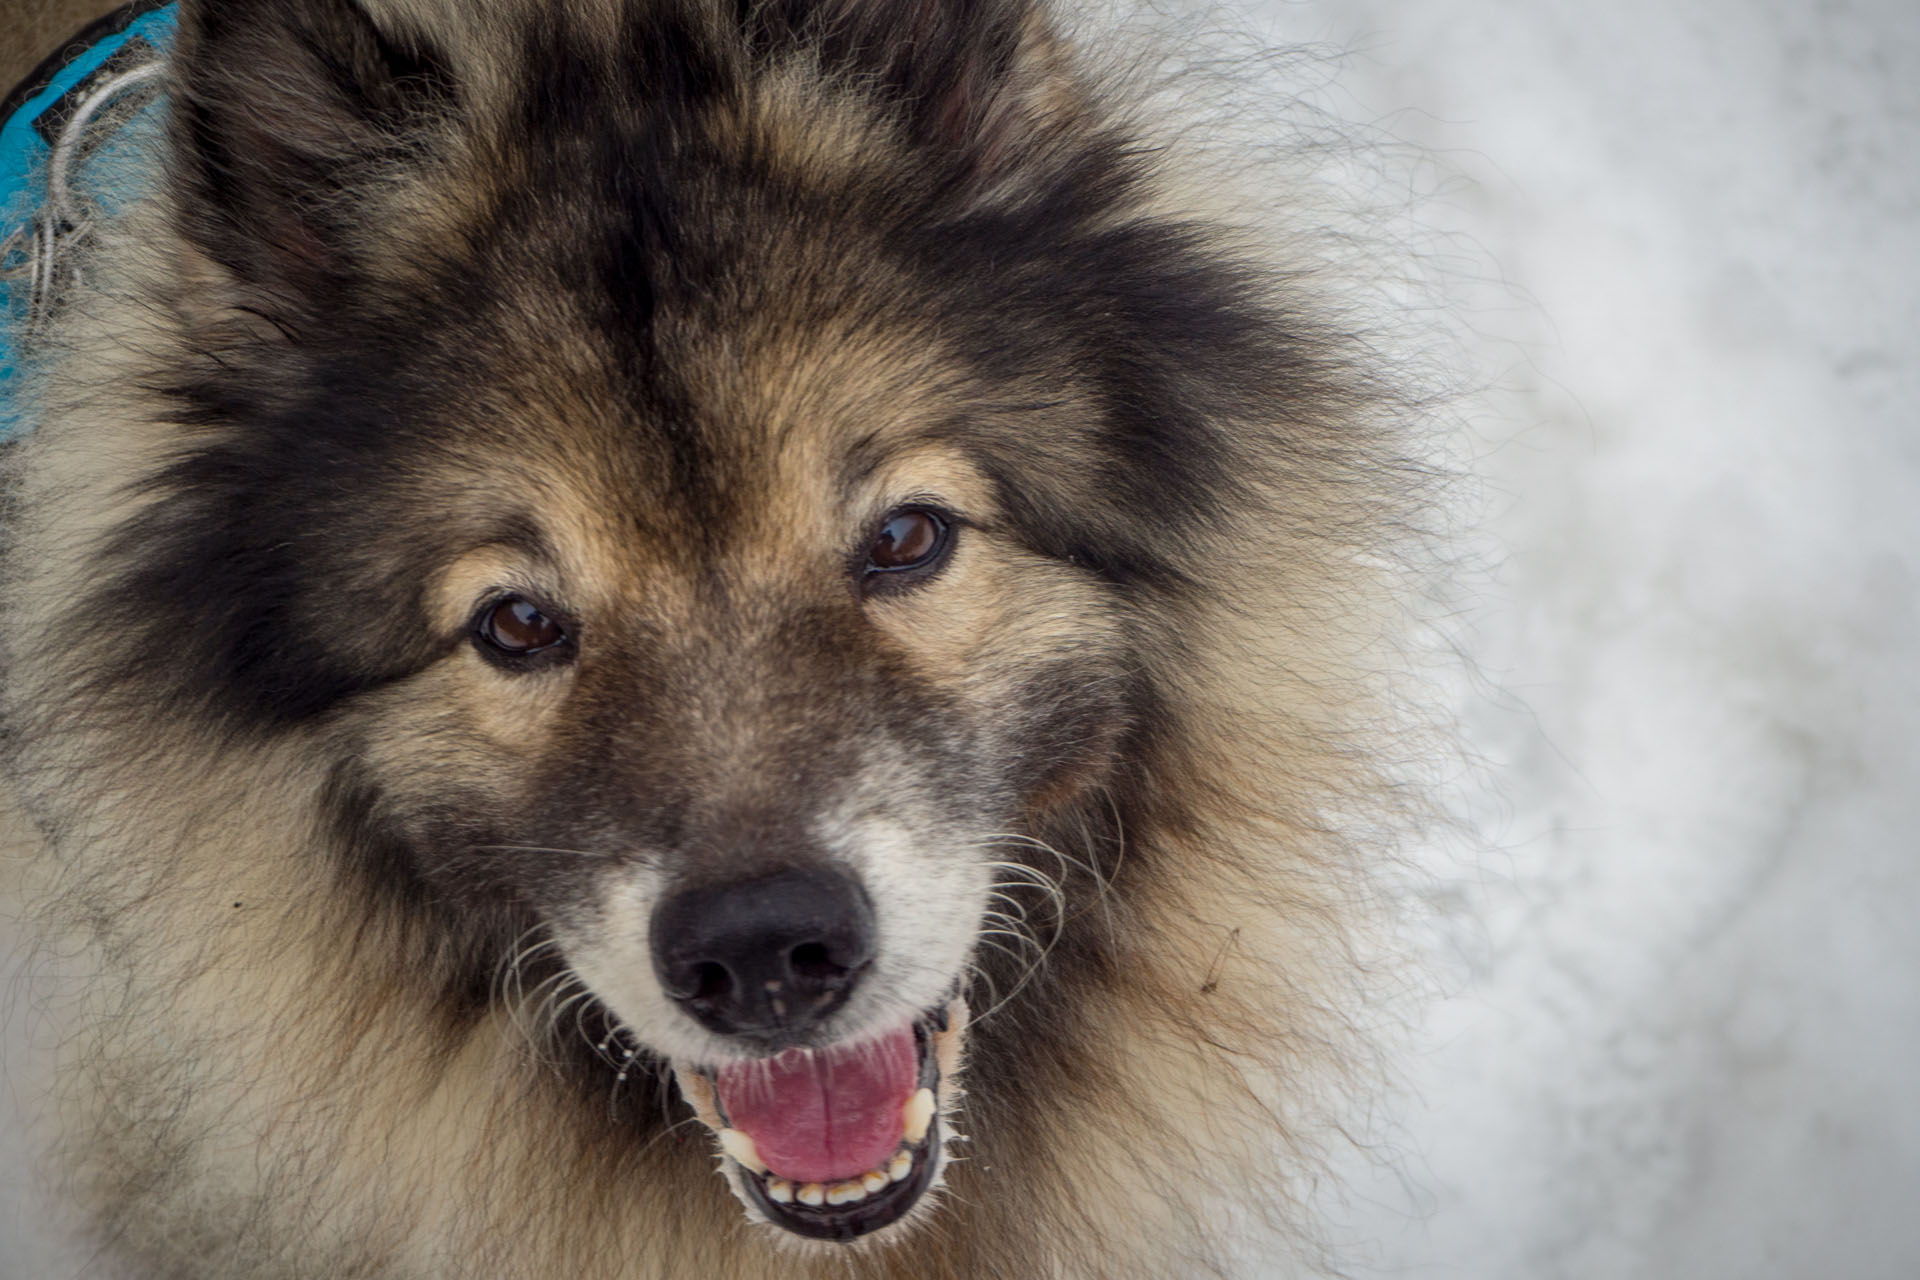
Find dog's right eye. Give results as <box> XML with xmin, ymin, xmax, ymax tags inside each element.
<box><xmin>862</xmin><ymin>506</ymin><xmax>954</xmax><ymax>584</ymax></box>
<box><xmin>473</xmin><ymin>596</ymin><xmax>573</xmax><ymax>665</ymax></box>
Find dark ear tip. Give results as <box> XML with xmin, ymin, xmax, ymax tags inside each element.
<box><xmin>748</xmin><ymin>0</ymin><xmax>1071</xmax><ymax>163</ymax></box>
<box><xmin>168</xmin><ymin>0</ymin><xmax>455</xmax><ymax>306</ymax></box>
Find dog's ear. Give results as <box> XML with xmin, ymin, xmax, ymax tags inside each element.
<box><xmin>169</xmin><ymin>0</ymin><xmax>454</xmax><ymax>317</ymax></box>
<box><xmin>747</xmin><ymin>0</ymin><xmax>1083</xmax><ymax>175</ymax></box>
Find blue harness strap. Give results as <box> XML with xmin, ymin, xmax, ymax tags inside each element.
<box><xmin>1</xmin><ymin>0</ymin><xmax>178</xmax><ymax>438</ymax></box>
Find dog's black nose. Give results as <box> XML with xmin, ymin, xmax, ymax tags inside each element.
<box><xmin>651</xmin><ymin>865</ymin><xmax>875</xmax><ymax>1041</ymax></box>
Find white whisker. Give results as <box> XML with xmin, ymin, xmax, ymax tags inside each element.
<box><xmin>471</xmin><ymin>844</ymin><xmax>611</xmax><ymax>859</ymax></box>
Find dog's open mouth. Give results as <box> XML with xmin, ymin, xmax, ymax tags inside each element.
<box><xmin>674</xmin><ymin>999</ymin><xmax>968</xmax><ymax>1242</ymax></box>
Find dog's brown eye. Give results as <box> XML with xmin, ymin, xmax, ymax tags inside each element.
<box><xmin>475</xmin><ymin>596</ymin><xmax>569</xmax><ymax>659</ymax></box>
<box><xmin>866</xmin><ymin>508</ymin><xmax>950</xmax><ymax>575</ymax></box>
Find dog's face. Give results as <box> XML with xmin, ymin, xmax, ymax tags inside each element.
<box><xmin>325</xmin><ymin>251</ymin><xmax>1135</xmax><ymax>1235</ymax></box>
<box><xmin>341</xmin><ymin>314</ymin><xmax>1130</xmax><ymax>1235</ymax></box>
<box><xmin>83</xmin><ymin>0</ymin><xmax>1269</xmax><ymax>1243</ymax></box>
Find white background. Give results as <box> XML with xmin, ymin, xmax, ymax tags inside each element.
<box><xmin>1231</xmin><ymin>1</ymin><xmax>1920</xmax><ymax>1277</ymax></box>
<box><xmin>5</xmin><ymin>2</ymin><xmax>1917</xmax><ymax>1276</ymax></box>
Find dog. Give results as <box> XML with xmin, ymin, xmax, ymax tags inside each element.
<box><xmin>1</xmin><ymin>1</ymin><xmax>1428</xmax><ymax>1274</ymax></box>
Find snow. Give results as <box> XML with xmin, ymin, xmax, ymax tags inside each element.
<box><xmin>5</xmin><ymin>2</ymin><xmax>1918</xmax><ymax>1275</ymax></box>
<box><xmin>1235</xmin><ymin>1</ymin><xmax>1920</xmax><ymax>1276</ymax></box>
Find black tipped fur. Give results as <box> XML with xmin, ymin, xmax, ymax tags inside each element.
<box><xmin>96</xmin><ymin>0</ymin><xmax>1338</xmax><ymax>731</ymax></box>
<box><xmin>9</xmin><ymin>1</ymin><xmax>1422</xmax><ymax>1275</ymax></box>
<box><xmin>172</xmin><ymin>0</ymin><xmax>455</xmax><ymax>307</ymax></box>
<box><xmin>82</xmin><ymin>0</ymin><xmax>1366</xmax><ymax>1076</ymax></box>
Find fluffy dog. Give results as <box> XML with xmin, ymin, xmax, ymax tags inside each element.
<box><xmin>1</xmin><ymin>0</ymin><xmax>1428</xmax><ymax>1274</ymax></box>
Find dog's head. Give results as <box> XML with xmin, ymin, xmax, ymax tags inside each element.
<box><xmin>81</xmin><ymin>0</ymin><xmax>1303</xmax><ymax>1243</ymax></box>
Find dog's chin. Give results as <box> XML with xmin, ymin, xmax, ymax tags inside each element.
<box><xmin>670</xmin><ymin>999</ymin><xmax>970</xmax><ymax>1244</ymax></box>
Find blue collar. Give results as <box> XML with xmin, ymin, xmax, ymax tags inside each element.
<box><xmin>1</xmin><ymin>0</ymin><xmax>177</xmax><ymax>438</ymax></box>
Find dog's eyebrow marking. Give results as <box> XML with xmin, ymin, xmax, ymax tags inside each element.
<box><xmin>838</xmin><ymin>429</ymin><xmax>890</xmax><ymax>495</ymax></box>
<box><xmin>435</xmin><ymin>533</ymin><xmax>568</xmax><ymax>631</ymax></box>
<box><xmin>486</xmin><ymin>513</ymin><xmax>562</xmax><ymax>565</ymax></box>
<box><xmin>836</xmin><ymin>420</ymin><xmax>980</xmax><ymax>507</ymax></box>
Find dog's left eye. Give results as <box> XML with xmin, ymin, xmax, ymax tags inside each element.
<box><xmin>473</xmin><ymin>595</ymin><xmax>573</xmax><ymax>664</ymax></box>
<box><xmin>864</xmin><ymin>507</ymin><xmax>952</xmax><ymax>578</ymax></box>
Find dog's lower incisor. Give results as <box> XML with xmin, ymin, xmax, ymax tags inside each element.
<box><xmin>0</xmin><ymin>0</ymin><xmax>1435</xmax><ymax>1275</ymax></box>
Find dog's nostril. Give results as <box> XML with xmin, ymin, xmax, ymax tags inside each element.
<box><xmin>692</xmin><ymin>961</ymin><xmax>733</xmax><ymax>1003</ymax></box>
<box><xmin>788</xmin><ymin>941</ymin><xmax>833</xmax><ymax>977</ymax></box>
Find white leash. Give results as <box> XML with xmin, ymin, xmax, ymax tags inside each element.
<box><xmin>2</xmin><ymin>54</ymin><xmax>164</xmax><ymax>339</ymax></box>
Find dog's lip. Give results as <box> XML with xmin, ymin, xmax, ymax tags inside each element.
<box><xmin>674</xmin><ymin>999</ymin><xmax>968</xmax><ymax>1242</ymax></box>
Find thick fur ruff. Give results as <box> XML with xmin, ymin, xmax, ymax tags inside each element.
<box><xmin>4</xmin><ymin>1</ymin><xmax>1434</xmax><ymax>1276</ymax></box>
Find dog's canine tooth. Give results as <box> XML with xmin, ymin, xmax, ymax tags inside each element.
<box><xmin>717</xmin><ymin>1128</ymin><xmax>766</xmax><ymax>1175</ymax></box>
<box><xmin>902</xmin><ymin>1087</ymin><xmax>935</xmax><ymax>1144</ymax></box>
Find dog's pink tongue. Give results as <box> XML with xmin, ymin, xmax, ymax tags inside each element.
<box><xmin>714</xmin><ymin>1028</ymin><xmax>918</xmax><ymax>1184</ymax></box>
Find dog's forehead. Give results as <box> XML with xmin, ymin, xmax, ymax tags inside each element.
<box><xmin>428</xmin><ymin>209</ymin><xmax>961</xmax><ymax>531</ymax></box>
<box><xmin>355</xmin><ymin>3</ymin><xmax>1024</xmax><ymax>563</ymax></box>
<box><xmin>437</xmin><ymin>304</ymin><xmax>991</xmax><ymax>596</ymax></box>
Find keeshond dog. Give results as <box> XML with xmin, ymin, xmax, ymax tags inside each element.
<box><xmin>1</xmin><ymin>0</ymin><xmax>1429</xmax><ymax>1275</ymax></box>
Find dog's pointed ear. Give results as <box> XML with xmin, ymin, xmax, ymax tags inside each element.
<box><xmin>170</xmin><ymin>0</ymin><xmax>455</xmax><ymax>316</ymax></box>
<box><xmin>749</xmin><ymin>0</ymin><xmax>1084</xmax><ymax>174</ymax></box>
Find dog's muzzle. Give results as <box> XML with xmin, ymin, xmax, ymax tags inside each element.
<box><xmin>643</xmin><ymin>863</ymin><xmax>969</xmax><ymax>1241</ymax></box>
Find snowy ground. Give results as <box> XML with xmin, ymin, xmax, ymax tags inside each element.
<box><xmin>5</xmin><ymin>2</ymin><xmax>1917</xmax><ymax>1276</ymax></box>
<box><xmin>1240</xmin><ymin>1</ymin><xmax>1920</xmax><ymax>1277</ymax></box>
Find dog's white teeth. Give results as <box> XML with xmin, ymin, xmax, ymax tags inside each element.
<box><xmin>902</xmin><ymin>1087</ymin><xmax>935</xmax><ymax>1144</ymax></box>
<box><xmin>718</xmin><ymin>1129</ymin><xmax>767</xmax><ymax>1175</ymax></box>
<box><xmin>761</xmin><ymin>1149</ymin><xmax>920</xmax><ymax>1212</ymax></box>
